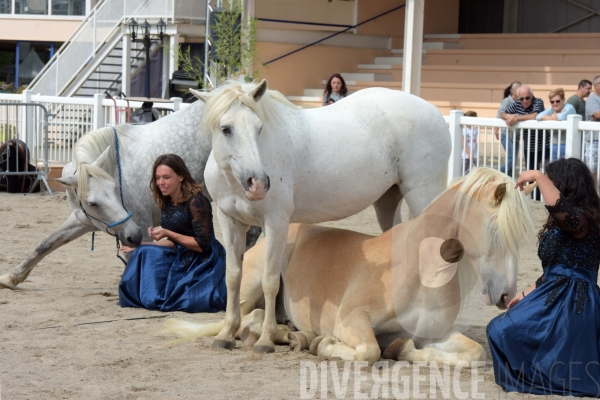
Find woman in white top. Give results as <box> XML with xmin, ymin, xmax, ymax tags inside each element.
<box><xmin>322</xmin><ymin>73</ymin><xmax>348</xmax><ymax>106</ymax></box>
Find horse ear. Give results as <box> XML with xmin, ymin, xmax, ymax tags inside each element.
<box><xmin>247</xmin><ymin>79</ymin><xmax>268</xmax><ymax>103</ymax></box>
<box><xmin>189</xmin><ymin>88</ymin><xmax>211</xmax><ymax>103</ymax></box>
<box><xmin>93</xmin><ymin>146</ymin><xmax>112</xmax><ymax>171</ymax></box>
<box><xmin>494</xmin><ymin>183</ymin><xmax>507</xmax><ymax>203</ymax></box>
<box><xmin>55</xmin><ymin>175</ymin><xmax>78</xmax><ymax>188</ymax></box>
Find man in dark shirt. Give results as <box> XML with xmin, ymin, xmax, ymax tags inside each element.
<box><xmin>502</xmin><ymin>85</ymin><xmax>548</xmax><ymax>199</ymax></box>
<box><xmin>566</xmin><ymin>79</ymin><xmax>592</xmax><ymax>118</ymax></box>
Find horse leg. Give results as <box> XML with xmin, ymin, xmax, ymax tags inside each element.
<box><xmin>310</xmin><ymin>312</ymin><xmax>381</xmax><ymax>364</ymax></box>
<box><xmin>289</xmin><ymin>331</ymin><xmax>317</xmax><ymax>352</ymax></box>
<box><xmin>212</xmin><ymin>207</ymin><xmax>248</xmax><ymax>350</ymax></box>
<box><xmin>382</xmin><ymin>328</ymin><xmax>486</xmax><ymax>366</ymax></box>
<box><xmin>245</xmin><ymin>225</ymin><xmax>262</xmax><ymax>250</ymax></box>
<box><xmin>253</xmin><ymin>218</ymin><xmax>288</xmax><ymax>354</ymax></box>
<box><xmin>238</xmin><ymin>308</ymin><xmax>292</xmax><ymax>346</ymax></box>
<box><xmin>400</xmin><ymin>174</ymin><xmax>447</xmax><ymax>217</ymax></box>
<box><xmin>373</xmin><ymin>185</ymin><xmax>403</xmax><ymax>232</ymax></box>
<box><xmin>0</xmin><ymin>213</ymin><xmax>95</xmax><ymax>289</ymax></box>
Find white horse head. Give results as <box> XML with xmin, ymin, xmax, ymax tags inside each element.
<box><xmin>56</xmin><ymin>146</ymin><xmax>142</xmax><ymax>247</ymax></box>
<box><xmin>450</xmin><ymin>168</ymin><xmax>534</xmax><ymax>309</ymax></box>
<box><xmin>191</xmin><ymin>80</ymin><xmax>276</xmax><ymax>201</ymax></box>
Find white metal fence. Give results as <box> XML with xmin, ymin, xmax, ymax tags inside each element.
<box><xmin>0</xmin><ymin>90</ymin><xmax>188</xmax><ymax>164</ymax></box>
<box><xmin>2</xmin><ymin>93</ymin><xmax>600</xmax><ymax>198</ymax></box>
<box><xmin>445</xmin><ymin>111</ymin><xmax>600</xmax><ymax>199</ymax></box>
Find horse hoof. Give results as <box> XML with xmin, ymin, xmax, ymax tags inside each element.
<box><xmin>289</xmin><ymin>331</ymin><xmax>316</xmax><ymax>352</ymax></box>
<box><xmin>309</xmin><ymin>335</ymin><xmax>326</xmax><ymax>356</ymax></box>
<box><xmin>253</xmin><ymin>344</ymin><xmax>275</xmax><ymax>354</ymax></box>
<box><xmin>0</xmin><ymin>274</ymin><xmax>16</xmax><ymax>290</ymax></box>
<box><xmin>211</xmin><ymin>338</ymin><xmax>235</xmax><ymax>350</ymax></box>
<box><xmin>239</xmin><ymin>326</ymin><xmax>261</xmax><ymax>347</ymax></box>
<box><xmin>382</xmin><ymin>338</ymin><xmax>413</xmax><ymax>360</ymax></box>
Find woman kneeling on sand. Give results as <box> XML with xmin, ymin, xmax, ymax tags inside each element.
<box><xmin>118</xmin><ymin>154</ymin><xmax>227</xmax><ymax>313</ymax></box>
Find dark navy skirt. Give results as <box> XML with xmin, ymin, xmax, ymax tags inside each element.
<box><xmin>487</xmin><ymin>265</ymin><xmax>600</xmax><ymax>398</ymax></box>
<box><xmin>118</xmin><ymin>240</ymin><xmax>227</xmax><ymax>313</ymax></box>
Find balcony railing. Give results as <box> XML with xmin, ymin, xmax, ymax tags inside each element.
<box><xmin>28</xmin><ymin>0</ymin><xmax>206</xmax><ymax>96</ymax></box>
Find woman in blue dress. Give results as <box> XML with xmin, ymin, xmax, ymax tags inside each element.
<box><xmin>118</xmin><ymin>154</ymin><xmax>227</xmax><ymax>313</ymax></box>
<box><xmin>487</xmin><ymin>158</ymin><xmax>600</xmax><ymax>398</ymax></box>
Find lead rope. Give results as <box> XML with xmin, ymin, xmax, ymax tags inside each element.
<box><xmin>113</xmin><ymin>127</ymin><xmax>128</xmax><ymax>266</ymax></box>
<box><xmin>88</xmin><ymin>128</ymin><xmax>129</xmax><ymax>265</ymax></box>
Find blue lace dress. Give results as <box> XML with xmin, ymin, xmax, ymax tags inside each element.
<box><xmin>487</xmin><ymin>194</ymin><xmax>600</xmax><ymax>397</ymax></box>
<box><xmin>118</xmin><ymin>192</ymin><xmax>227</xmax><ymax>313</ymax></box>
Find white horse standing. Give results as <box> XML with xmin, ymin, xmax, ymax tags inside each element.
<box><xmin>0</xmin><ymin>101</ymin><xmax>218</xmax><ymax>289</ymax></box>
<box><xmin>191</xmin><ymin>80</ymin><xmax>452</xmax><ymax>353</ymax></box>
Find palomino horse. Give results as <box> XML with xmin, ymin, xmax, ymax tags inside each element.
<box><xmin>191</xmin><ymin>80</ymin><xmax>451</xmax><ymax>353</ymax></box>
<box><xmin>164</xmin><ymin>168</ymin><xmax>535</xmax><ymax>365</ymax></box>
<box><xmin>0</xmin><ymin>99</ymin><xmax>263</xmax><ymax>289</ymax></box>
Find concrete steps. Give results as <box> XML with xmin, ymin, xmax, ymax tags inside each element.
<box><xmin>424</xmin><ymin>33</ymin><xmax>600</xmax><ymax>50</ymax></box>
<box><xmin>295</xmin><ymin>33</ymin><xmax>600</xmax><ymax>118</ymax></box>
<box><xmin>354</xmin><ymin>65</ymin><xmax>599</xmax><ymax>86</ymax></box>
<box><xmin>425</xmin><ymin>49</ymin><xmax>600</xmax><ymax>67</ymax></box>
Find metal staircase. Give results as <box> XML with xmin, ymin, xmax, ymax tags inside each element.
<box><xmin>28</xmin><ymin>0</ymin><xmax>206</xmax><ymax>97</ymax></box>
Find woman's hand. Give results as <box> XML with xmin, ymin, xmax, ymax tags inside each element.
<box><xmin>120</xmin><ymin>245</ymin><xmax>136</xmax><ymax>253</ymax></box>
<box><xmin>515</xmin><ymin>170</ymin><xmax>542</xmax><ymax>191</ymax></box>
<box><xmin>149</xmin><ymin>227</ymin><xmax>170</xmax><ymax>241</ymax></box>
<box><xmin>507</xmin><ymin>292</ymin><xmax>525</xmax><ymax>309</ymax></box>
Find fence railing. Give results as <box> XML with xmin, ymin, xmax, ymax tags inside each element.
<box><xmin>445</xmin><ymin>111</ymin><xmax>600</xmax><ymax>200</ymax></box>
<box><xmin>0</xmin><ymin>103</ymin><xmax>52</xmax><ymax>194</ymax></box>
<box><xmin>2</xmin><ymin>93</ymin><xmax>599</xmax><ymax>200</ymax></box>
<box><xmin>0</xmin><ymin>91</ymin><xmax>187</xmax><ymax>164</ymax></box>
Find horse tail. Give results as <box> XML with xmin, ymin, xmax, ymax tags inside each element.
<box><xmin>161</xmin><ymin>318</ymin><xmax>224</xmax><ymax>346</ymax></box>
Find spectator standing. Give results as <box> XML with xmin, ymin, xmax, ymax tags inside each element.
<box><xmin>566</xmin><ymin>79</ymin><xmax>592</xmax><ymax>118</ymax></box>
<box><xmin>322</xmin><ymin>73</ymin><xmax>348</xmax><ymax>106</ymax></box>
<box><xmin>462</xmin><ymin>111</ymin><xmax>479</xmax><ymax>175</ymax></box>
<box><xmin>584</xmin><ymin>75</ymin><xmax>600</xmax><ymax>180</ymax></box>
<box><xmin>502</xmin><ymin>85</ymin><xmax>548</xmax><ymax>199</ymax></box>
<box><xmin>495</xmin><ymin>81</ymin><xmax>521</xmax><ymax>176</ymax></box>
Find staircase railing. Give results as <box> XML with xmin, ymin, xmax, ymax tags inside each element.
<box><xmin>29</xmin><ymin>0</ymin><xmax>206</xmax><ymax>97</ymax></box>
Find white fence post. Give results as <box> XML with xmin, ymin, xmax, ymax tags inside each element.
<box><xmin>447</xmin><ymin>110</ymin><xmax>463</xmax><ymax>186</ymax></box>
<box><xmin>93</xmin><ymin>93</ymin><xmax>105</xmax><ymax>129</ymax></box>
<box><xmin>20</xmin><ymin>90</ymin><xmax>34</xmax><ymax>145</ymax></box>
<box><xmin>171</xmin><ymin>97</ymin><xmax>182</xmax><ymax>111</ymax></box>
<box><xmin>565</xmin><ymin>114</ymin><xmax>582</xmax><ymax>159</ymax></box>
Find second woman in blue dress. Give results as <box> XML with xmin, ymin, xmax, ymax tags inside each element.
<box><xmin>118</xmin><ymin>153</ymin><xmax>227</xmax><ymax>313</ymax></box>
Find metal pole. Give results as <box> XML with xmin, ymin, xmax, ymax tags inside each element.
<box><xmin>204</xmin><ymin>0</ymin><xmax>212</xmax><ymax>89</ymax></box>
<box><xmin>145</xmin><ymin>36</ymin><xmax>151</xmax><ymax>98</ymax></box>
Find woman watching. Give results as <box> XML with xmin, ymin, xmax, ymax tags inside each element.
<box><xmin>322</xmin><ymin>73</ymin><xmax>348</xmax><ymax>106</ymax></box>
<box><xmin>536</xmin><ymin>88</ymin><xmax>576</xmax><ymax>121</ymax></box>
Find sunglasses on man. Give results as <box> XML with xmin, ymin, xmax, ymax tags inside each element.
<box><xmin>518</xmin><ymin>96</ymin><xmax>532</xmax><ymax>102</ymax></box>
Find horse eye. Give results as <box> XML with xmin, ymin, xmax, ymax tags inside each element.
<box><xmin>87</xmin><ymin>202</ymin><xmax>97</xmax><ymax>207</ymax></box>
<box><xmin>221</xmin><ymin>127</ymin><xmax>231</xmax><ymax>135</ymax></box>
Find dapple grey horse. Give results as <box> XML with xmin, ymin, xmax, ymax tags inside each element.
<box><xmin>0</xmin><ymin>101</ymin><xmax>261</xmax><ymax>289</ymax></box>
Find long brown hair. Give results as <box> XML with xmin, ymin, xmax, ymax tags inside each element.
<box><xmin>538</xmin><ymin>158</ymin><xmax>600</xmax><ymax>240</ymax></box>
<box><xmin>149</xmin><ymin>154</ymin><xmax>203</xmax><ymax>209</ymax></box>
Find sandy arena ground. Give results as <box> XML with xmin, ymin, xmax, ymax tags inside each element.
<box><xmin>0</xmin><ymin>192</ymin><xmax>594</xmax><ymax>399</ymax></box>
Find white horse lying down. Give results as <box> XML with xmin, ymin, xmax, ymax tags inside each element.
<box><xmin>164</xmin><ymin>168</ymin><xmax>535</xmax><ymax>365</ymax></box>
<box><xmin>192</xmin><ymin>79</ymin><xmax>453</xmax><ymax>354</ymax></box>
<box><xmin>0</xmin><ymin>100</ymin><xmax>263</xmax><ymax>289</ymax></box>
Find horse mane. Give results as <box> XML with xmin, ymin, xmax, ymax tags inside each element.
<box><xmin>452</xmin><ymin>167</ymin><xmax>534</xmax><ymax>258</ymax></box>
<box><xmin>202</xmin><ymin>81</ymin><xmax>299</xmax><ymax>132</ymax></box>
<box><xmin>73</xmin><ymin>125</ymin><xmax>135</xmax><ymax>201</ymax></box>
